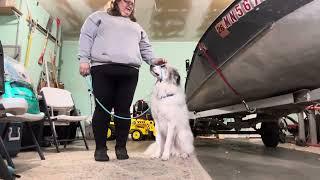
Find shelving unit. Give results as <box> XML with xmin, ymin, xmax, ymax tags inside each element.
<box><xmin>0</xmin><ymin>6</ymin><xmax>23</xmax><ymax>61</ymax></box>
<box><xmin>0</xmin><ymin>6</ymin><xmax>22</xmax><ymax>16</ymax></box>
<box><xmin>27</xmin><ymin>19</ymin><xmax>61</xmax><ymax>46</ymax></box>
<box><xmin>0</xmin><ymin>6</ymin><xmax>60</xmax><ymax>46</ymax></box>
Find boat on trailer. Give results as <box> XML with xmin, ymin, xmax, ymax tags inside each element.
<box><xmin>185</xmin><ymin>0</ymin><xmax>320</xmax><ymax>147</ymax></box>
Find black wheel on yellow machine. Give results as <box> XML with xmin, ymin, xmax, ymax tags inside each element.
<box><xmin>107</xmin><ymin>127</ymin><xmax>115</xmax><ymax>140</ymax></box>
<box><xmin>131</xmin><ymin>130</ymin><xmax>143</xmax><ymax>141</ymax></box>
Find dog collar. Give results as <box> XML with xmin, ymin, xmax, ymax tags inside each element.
<box><xmin>159</xmin><ymin>93</ymin><xmax>175</xmax><ymax>99</ymax></box>
<box><xmin>159</xmin><ymin>68</ymin><xmax>165</xmax><ymax>82</ymax></box>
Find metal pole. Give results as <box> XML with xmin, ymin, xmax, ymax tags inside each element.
<box><xmin>307</xmin><ymin>110</ymin><xmax>318</xmax><ymax>144</ymax></box>
<box><xmin>298</xmin><ymin>112</ymin><xmax>306</xmax><ymax>143</ymax></box>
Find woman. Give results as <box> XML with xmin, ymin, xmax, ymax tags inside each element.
<box><xmin>78</xmin><ymin>0</ymin><xmax>166</xmax><ymax>161</ymax></box>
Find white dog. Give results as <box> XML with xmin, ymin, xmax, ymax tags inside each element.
<box><xmin>144</xmin><ymin>64</ymin><xmax>194</xmax><ymax>161</ymax></box>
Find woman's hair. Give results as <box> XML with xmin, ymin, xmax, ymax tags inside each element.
<box><xmin>107</xmin><ymin>0</ymin><xmax>137</xmax><ymax>22</ymax></box>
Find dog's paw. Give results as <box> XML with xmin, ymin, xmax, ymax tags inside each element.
<box><xmin>171</xmin><ymin>152</ymin><xmax>180</xmax><ymax>157</ymax></box>
<box><xmin>161</xmin><ymin>154</ymin><xmax>170</xmax><ymax>161</ymax></box>
<box><xmin>151</xmin><ymin>155</ymin><xmax>160</xmax><ymax>159</ymax></box>
<box><xmin>151</xmin><ymin>153</ymin><xmax>161</xmax><ymax>159</ymax></box>
<box><xmin>180</xmin><ymin>153</ymin><xmax>189</xmax><ymax>159</ymax></box>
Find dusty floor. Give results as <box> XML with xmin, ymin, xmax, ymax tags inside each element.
<box><xmin>9</xmin><ymin>138</ymin><xmax>320</xmax><ymax>180</ymax></box>
<box><xmin>196</xmin><ymin>138</ymin><xmax>320</xmax><ymax>180</ymax></box>
<box><xmin>13</xmin><ymin>140</ymin><xmax>212</xmax><ymax>180</ymax></box>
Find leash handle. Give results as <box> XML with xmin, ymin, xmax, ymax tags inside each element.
<box><xmin>198</xmin><ymin>43</ymin><xmax>256</xmax><ymax>113</ymax></box>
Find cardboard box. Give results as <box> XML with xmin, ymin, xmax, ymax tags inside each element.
<box><xmin>0</xmin><ymin>0</ymin><xmax>16</xmax><ymax>7</ymax></box>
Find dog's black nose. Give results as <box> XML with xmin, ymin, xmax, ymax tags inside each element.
<box><xmin>150</xmin><ymin>65</ymin><xmax>155</xmax><ymax>71</ymax></box>
<box><xmin>150</xmin><ymin>65</ymin><xmax>155</xmax><ymax>72</ymax></box>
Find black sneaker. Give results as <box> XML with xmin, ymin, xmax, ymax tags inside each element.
<box><xmin>94</xmin><ymin>147</ymin><xmax>109</xmax><ymax>161</ymax></box>
<box><xmin>115</xmin><ymin>147</ymin><xmax>129</xmax><ymax>160</ymax></box>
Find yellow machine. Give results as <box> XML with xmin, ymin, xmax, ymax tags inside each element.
<box><xmin>107</xmin><ymin>118</ymin><xmax>156</xmax><ymax>141</ymax></box>
<box><xmin>129</xmin><ymin>118</ymin><xmax>156</xmax><ymax>141</ymax></box>
<box><xmin>107</xmin><ymin>99</ymin><xmax>156</xmax><ymax>141</ymax></box>
<box><xmin>107</xmin><ymin>121</ymin><xmax>116</xmax><ymax>140</ymax></box>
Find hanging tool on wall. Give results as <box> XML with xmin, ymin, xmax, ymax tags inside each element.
<box><xmin>37</xmin><ymin>56</ymin><xmax>55</xmax><ymax>94</ymax></box>
<box><xmin>53</xmin><ymin>17</ymin><xmax>61</xmax><ymax>66</ymax></box>
<box><xmin>37</xmin><ymin>16</ymin><xmax>54</xmax><ymax>93</ymax></box>
<box><xmin>51</xmin><ymin>17</ymin><xmax>62</xmax><ymax>88</ymax></box>
<box><xmin>24</xmin><ymin>21</ymin><xmax>36</xmax><ymax>67</ymax></box>
<box><xmin>50</xmin><ymin>52</ymin><xmax>59</xmax><ymax>88</ymax></box>
<box><xmin>37</xmin><ymin>16</ymin><xmax>53</xmax><ymax>65</ymax></box>
<box><xmin>24</xmin><ymin>0</ymin><xmax>37</xmax><ymax>67</ymax></box>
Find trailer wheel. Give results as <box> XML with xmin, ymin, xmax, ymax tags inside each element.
<box><xmin>316</xmin><ymin>114</ymin><xmax>320</xmax><ymax>141</ymax></box>
<box><xmin>192</xmin><ymin>131</ymin><xmax>198</xmax><ymax>138</ymax></box>
<box><xmin>260</xmin><ymin>122</ymin><xmax>280</xmax><ymax>148</ymax></box>
<box><xmin>279</xmin><ymin>131</ymin><xmax>286</xmax><ymax>143</ymax></box>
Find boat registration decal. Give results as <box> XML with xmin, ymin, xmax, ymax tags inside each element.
<box><xmin>215</xmin><ymin>0</ymin><xmax>267</xmax><ymax>38</ymax></box>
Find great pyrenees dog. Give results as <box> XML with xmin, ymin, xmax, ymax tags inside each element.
<box><xmin>144</xmin><ymin>64</ymin><xmax>194</xmax><ymax>161</ymax></box>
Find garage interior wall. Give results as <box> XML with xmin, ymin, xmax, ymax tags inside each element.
<box><xmin>0</xmin><ymin>0</ymin><xmax>196</xmax><ymax>116</ymax></box>
<box><xmin>60</xmin><ymin>41</ymin><xmax>197</xmax><ymax>116</ymax></box>
<box><xmin>0</xmin><ymin>0</ymin><xmax>60</xmax><ymax>88</ymax></box>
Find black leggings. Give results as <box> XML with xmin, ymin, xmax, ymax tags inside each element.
<box><xmin>91</xmin><ymin>64</ymin><xmax>139</xmax><ymax>149</ymax></box>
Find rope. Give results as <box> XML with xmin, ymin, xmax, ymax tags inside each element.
<box><xmin>198</xmin><ymin>42</ymin><xmax>256</xmax><ymax>113</ymax></box>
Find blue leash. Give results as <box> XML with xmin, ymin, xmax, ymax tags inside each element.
<box><xmin>85</xmin><ymin>76</ymin><xmax>151</xmax><ymax>120</ymax></box>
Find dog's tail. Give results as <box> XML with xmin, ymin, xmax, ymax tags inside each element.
<box><xmin>143</xmin><ymin>142</ymin><xmax>157</xmax><ymax>156</ymax></box>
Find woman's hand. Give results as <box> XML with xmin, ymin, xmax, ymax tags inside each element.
<box><xmin>79</xmin><ymin>63</ymin><xmax>90</xmax><ymax>76</ymax></box>
<box><xmin>153</xmin><ymin>58</ymin><xmax>167</xmax><ymax>65</ymax></box>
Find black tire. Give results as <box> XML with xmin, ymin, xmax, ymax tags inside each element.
<box><xmin>189</xmin><ymin>119</ymin><xmax>197</xmax><ymax>138</ymax></box>
<box><xmin>279</xmin><ymin>131</ymin><xmax>286</xmax><ymax>143</ymax></box>
<box><xmin>147</xmin><ymin>131</ymin><xmax>156</xmax><ymax>140</ymax></box>
<box><xmin>260</xmin><ymin>122</ymin><xmax>280</xmax><ymax>148</ymax></box>
<box><xmin>131</xmin><ymin>130</ymin><xmax>142</xmax><ymax>141</ymax></box>
<box><xmin>192</xmin><ymin>130</ymin><xmax>198</xmax><ymax>138</ymax></box>
<box><xmin>150</xmin><ymin>135</ymin><xmax>156</xmax><ymax>140</ymax></box>
<box><xmin>316</xmin><ymin>114</ymin><xmax>320</xmax><ymax>142</ymax></box>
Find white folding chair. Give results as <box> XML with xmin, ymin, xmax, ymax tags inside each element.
<box><xmin>0</xmin><ymin>97</ymin><xmax>45</xmax><ymax>168</ymax></box>
<box><xmin>40</xmin><ymin>87</ymin><xmax>89</xmax><ymax>152</ymax></box>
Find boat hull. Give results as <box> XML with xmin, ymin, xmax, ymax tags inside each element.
<box><xmin>185</xmin><ymin>0</ymin><xmax>320</xmax><ymax>112</ymax></box>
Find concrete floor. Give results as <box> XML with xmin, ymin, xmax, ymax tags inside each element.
<box><xmin>9</xmin><ymin>138</ymin><xmax>320</xmax><ymax>180</ymax></box>
<box><xmin>195</xmin><ymin>138</ymin><xmax>320</xmax><ymax>180</ymax></box>
<box><xmin>13</xmin><ymin>140</ymin><xmax>211</xmax><ymax>180</ymax></box>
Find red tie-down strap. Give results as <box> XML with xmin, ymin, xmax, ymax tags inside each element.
<box><xmin>198</xmin><ymin>42</ymin><xmax>255</xmax><ymax>113</ymax></box>
<box><xmin>306</xmin><ymin>104</ymin><xmax>320</xmax><ymax>111</ymax></box>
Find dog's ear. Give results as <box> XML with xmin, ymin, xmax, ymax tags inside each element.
<box><xmin>171</xmin><ymin>69</ymin><xmax>181</xmax><ymax>86</ymax></box>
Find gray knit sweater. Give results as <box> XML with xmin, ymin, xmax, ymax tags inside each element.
<box><xmin>78</xmin><ymin>11</ymin><xmax>156</xmax><ymax>68</ymax></box>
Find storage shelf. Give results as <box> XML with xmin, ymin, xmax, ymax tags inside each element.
<box><xmin>0</xmin><ymin>6</ymin><xmax>22</xmax><ymax>16</ymax></box>
<box><xmin>1</xmin><ymin>6</ymin><xmax>61</xmax><ymax>46</ymax></box>
<box><xmin>27</xmin><ymin>19</ymin><xmax>61</xmax><ymax>47</ymax></box>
